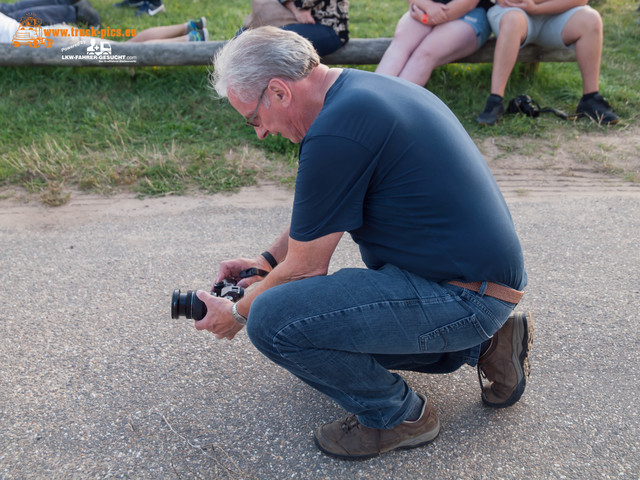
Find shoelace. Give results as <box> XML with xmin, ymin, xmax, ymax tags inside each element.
<box><xmin>341</xmin><ymin>415</ymin><xmax>360</xmax><ymax>433</ymax></box>
<box><xmin>477</xmin><ymin>364</ymin><xmax>489</xmax><ymax>389</ymax></box>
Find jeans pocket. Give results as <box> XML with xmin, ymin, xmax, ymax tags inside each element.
<box><xmin>418</xmin><ymin>314</ymin><xmax>491</xmax><ymax>353</ymax></box>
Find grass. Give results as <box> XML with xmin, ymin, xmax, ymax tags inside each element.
<box><xmin>0</xmin><ymin>0</ymin><xmax>638</xmax><ymax>205</ymax></box>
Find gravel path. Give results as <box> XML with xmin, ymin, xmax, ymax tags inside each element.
<box><xmin>1</xmin><ymin>176</ymin><xmax>639</xmax><ymax>479</ymax></box>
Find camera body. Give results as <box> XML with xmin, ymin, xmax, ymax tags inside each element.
<box><xmin>171</xmin><ymin>280</ymin><xmax>244</xmax><ymax>321</ymax></box>
<box><xmin>507</xmin><ymin>94</ymin><xmax>540</xmax><ymax>118</ymax></box>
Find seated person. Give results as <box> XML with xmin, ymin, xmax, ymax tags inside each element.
<box><xmin>476</xmin><ymin>0</ymin><xmax>618</xmax><ymax>126</ymax></box>
<box><xmin>376</xmin><ymin>0</ymin><xmax>493</xmax><ymax>86</ymax></box>
<box><xmin>1</xmin><ymin>12</ymin><xmax>208</xmax><ymax>44</ymax></box>
<box><xmin>240</xmin><ymin>0</ymin><xmax>349</xmax><ymax>56</ymax></box>
<box><xmin>127</xmin><ymin>17</ymin><xmax>208</xmax><ymax>43</ymax></box>
<box><xmin>0</xmin><ymin>0</ymin><xmax>99</xmax><ymax>27</ymax></box>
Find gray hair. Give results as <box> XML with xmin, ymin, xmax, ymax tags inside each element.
<box><xmin>210</xmin><ymin>26</ymin><xmax>320</xmax><ymax>103</ymax></box>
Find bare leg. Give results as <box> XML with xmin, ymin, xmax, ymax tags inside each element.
<box><xmin>397</xmin><ymin>20</ymin><xmax>478</xmax><ymax>86</ymax></box>
<box><xmin>127</xmin><ymin>23</ymin><xmax>187</xmax><ymax>43</ymax></box>
<box><xmin>376</xmin><ymin>11</ymin><xmax>432</xmax><ymax>76</ymax></box>
<box><xmin>560</xmin><ymin>6</ymin><xmax>602</xmax><ymax>94</ymax></box>
<box><xmin>490</xmin><ymin>10</ymin><xmax>527</xmax><ymax>97</ymax></box>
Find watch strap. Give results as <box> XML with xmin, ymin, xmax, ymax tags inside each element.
<box><xmin>231</xmin><ymin>302</ymin><xmax>248</xmax><ymax>326</ymax></box>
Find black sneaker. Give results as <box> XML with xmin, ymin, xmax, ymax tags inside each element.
<box><xmin>476</xmin><ymin>95</ymin><xmax>505</xmax><ymax>126</ymax></box>
<box><xmin>75</xmin><ymin>0</ymin><xmax>101</xmax><ymax>27</ymax></box>
<box><xmin>576</xmin><ymin>93</ymin><xmax>619</xmax><ymax>125</ymax></box>
<box><xmin>134</xmin><ymin>0</ymin><xmax>165</xmax><ymax>16</ymax></box>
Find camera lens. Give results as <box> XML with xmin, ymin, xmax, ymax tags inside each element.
<box><xmin>171</xmin><ymin>289</ymin><xmax>207</xmax><ymax>320</ymax></box>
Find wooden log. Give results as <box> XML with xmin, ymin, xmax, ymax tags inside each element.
<box><xmin>0</xmin><ymin>41</ymin><xmax>226</xmax><ymax>67</ymax></box>
<box><xmin>322</xmin><ymin>37</ymin><xmax>576</xmax><ymax>64</ymax></box>
<box><xmin>0</xmin><ymin>37</ymin><xmax>575</xmax><ymax>67</ymax></box>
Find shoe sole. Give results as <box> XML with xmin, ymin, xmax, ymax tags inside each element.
<box><xmin>576</xmin><ymin>111</ymin><xmax>620</xmax><ymax>125</ymax></box>
<box><xmin>476</xmin><ymin>116</ymin><xmax>501</xmax><ymax>126</ymax></box>
<box><xmin>313</xmin><ymin>418</ymin><xmax>440</xmax><ymax>461</ymax></box>
<box><xmin>148</xmin><ymin>4</ymin><xmax>164</xmax><ymax>15</ymax></box>
<box><xmin>482</xmin><ymin>311</ymin><xmax>534</xmax><ymax>408</ymax></box>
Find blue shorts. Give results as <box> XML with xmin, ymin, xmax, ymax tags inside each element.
<box><xmin>488</xmin><ymin>5</ymin><xmax>587</xmax><ymax>49</ymax></box>
<box><xmin>461</xmin><ymin>6</ymin><xmax>492</xmax><ymax>48</ymax></box>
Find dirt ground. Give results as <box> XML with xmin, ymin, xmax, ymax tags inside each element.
<box><xmin>0</xmin><ymin>125</ymin><xmax>638</xmax><ymax>227</ymax></box>
<box><xmin>478</xmin><ymin>123</ymin><xmax>640</xmax><ymax>199</ymax></box>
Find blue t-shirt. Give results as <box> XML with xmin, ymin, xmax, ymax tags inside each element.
<box><xmin>290</xmin><ymin>69</ymin><xmax>526</xmax><ymax>290</ymax></box>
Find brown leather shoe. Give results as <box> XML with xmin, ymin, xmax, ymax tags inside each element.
<box><xmin>313</xmin><ymin>394</ymin><xmax>440</xmax><ymax>460</ymax></box>
<box><xmin>478</xmin><ymin>311</ymin><xmax>534</xmax><ymax>408</ymax></box>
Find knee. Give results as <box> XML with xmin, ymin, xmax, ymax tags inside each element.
<box><xmin>408</xmin><ymin>46</ymin><xmax>438</xmax><ymax>68</ymax></box>
<box><xmin>498</xmin><ymin>10</ymin><xmax>528</xmax><ymax>40</ymax></box>
<box><xmin>245</xmin><ymin>291</ymin><xmax>278</xmax><ymax>354</ymax></box>
<box><xmin>575</xmin><ymin>6</ymin><xmax>603</xmax><ymax>36</ymax></box>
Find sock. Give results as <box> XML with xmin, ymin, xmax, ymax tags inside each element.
<box><xmin>489</xmin><ymin>93</ymin><xmax>504</xmax><ymax>103</ymax></box>
<box><xmin>581</xmin><ymin>91</ymin><xmax>598</xmax><ymax>101</ymax></box>
<box><xmin>406</xmin><ymin>395</ymin><xmax>425</xmax><ymax>422</ymax></box>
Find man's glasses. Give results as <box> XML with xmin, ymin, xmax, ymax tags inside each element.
<box><xmin>246</xmin><ymin>86</ymin><xmax>268</xmax><ymax>128</ymax></box>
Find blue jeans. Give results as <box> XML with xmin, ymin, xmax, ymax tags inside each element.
<box><xmin>247</xmin><ymin>264</ymin><xmax>516</xmax><ymax>429</ymax></box>
<box><xmin>1</xmin><ymin>0</ymin><xmax>76</xmax><ymax>25</ymax></box>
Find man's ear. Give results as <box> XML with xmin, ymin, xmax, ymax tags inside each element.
<box><xmin>267</xmin><ymin>79</ymin><xmax>292</xmax><ymax>107</ymax></box>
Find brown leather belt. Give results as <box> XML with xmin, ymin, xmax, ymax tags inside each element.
<box><xmin>448</xmin><ymin>281</ymin><xmax>524</xmax><ymax>304</ymax></box>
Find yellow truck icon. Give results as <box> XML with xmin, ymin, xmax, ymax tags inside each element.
<box><xmin>12</xmin><ymin>13</ymin><xmax>53</xmax><ymax>48</ymax></box>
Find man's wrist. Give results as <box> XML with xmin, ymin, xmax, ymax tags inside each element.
<box><xmin>231</xmin><ymin>302</ymin><xmax>248</xmax><ymax>326</ymax></box>
<box><xmin>261</xmin><ymin>251</ymin><xmax>278</xmax><ymax>269</ymax></box>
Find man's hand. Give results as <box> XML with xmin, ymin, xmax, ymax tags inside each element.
<box><xmin>194</xmin><ymin>291</ymin><xmax>244</xmax><ymax>340</ymax></box>
<box><xmin>215</xmin><ymin>255</ymin><xmax>272</xmax><ymax>288</ymax></box>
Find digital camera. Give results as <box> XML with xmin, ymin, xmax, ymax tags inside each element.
<box><xmin>171</xmin><ymin>280</ymin><xmax>244</xmax><ymax>321</ymax></box>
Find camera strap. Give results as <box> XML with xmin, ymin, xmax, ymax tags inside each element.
<box><xmin>239</xmin><ymin>267</ymin><xmax>269</xmax><ymax>279</ymax></box>
<box><xmin>507</xmin><ymin>94</ymin><xmax>572</xmax><ymax>120</ymax></box>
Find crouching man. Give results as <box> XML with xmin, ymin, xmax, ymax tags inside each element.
<box><xmin>196</xmin><ymin>26</ymin><xmax>533</xmax><ymax>460</ymax></box>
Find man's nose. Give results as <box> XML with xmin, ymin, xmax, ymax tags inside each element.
<box><xmin>254</xmin><ymin>126</ymin><xmax>269</xmax><ymax>140</ymax></box>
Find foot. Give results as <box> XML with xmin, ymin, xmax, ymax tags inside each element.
<box><xmin>576</xmin><ymin>93</ymin><xmax>619</xmax><ymax>125</ymax></box>
<box><xmin>477</xmin><ymin>311</ymin><xmax>534</xmax><ymax>408</ymax></box>
<box><xmin>476</xmin><ymin>94</ymin><xmax>505</xmax><ymax>126</ymax></box>
<box><xmin>313</xmin><ymin>393</ymin><xmax>440</xmax><ymax>460</ymax></box>
<box><xmin>187</xmin><ymin>17</ymin><xmax>206</xmax><ymax>34</ymax></box>
<box><xmin>188</xmin><ymin>28</ymin><xmax>209</xmax><ymax>42</ymax></box>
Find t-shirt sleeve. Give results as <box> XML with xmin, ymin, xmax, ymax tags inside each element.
<box><xmin>290</xmin><ymin>134</ymin><xmax>376</xmax><ymax>242</ymax></box>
